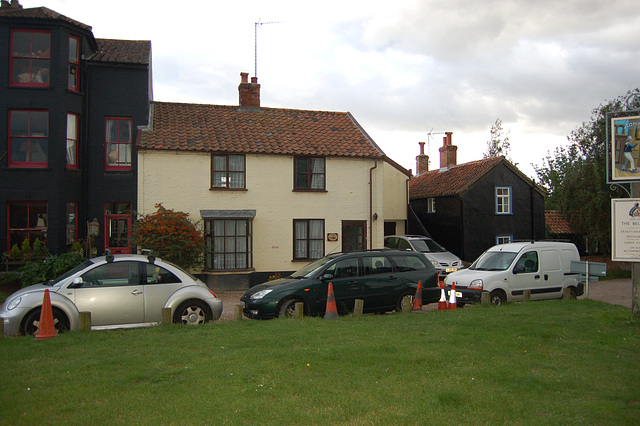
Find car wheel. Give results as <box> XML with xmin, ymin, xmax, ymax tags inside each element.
<box><xmin>173</xmin><ymin>300</ymin><xmax>212</xmax><ymax>325</ymax></box>
<box><xmin>278</xmin><ymin>298</ymin><xmax>303</xmax><ymax>318</ymax></box>
<box><xmin>395</xmin><ymin>289</ymin><xmax>415</xmax><ymax>312</ymax></box>
<box><xmin>21</xmin><ymin>307</ymin><xmax>70</xmax><ymax>336</ymax></box>
<box><xmin>490</xmin><ymin>290</ymin><xmax>507</xmax><ymax>306</ymax></box>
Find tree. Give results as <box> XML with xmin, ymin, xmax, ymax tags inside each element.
<box><xmin>534</xmin><ymin>89</ymin><xmax>639</xmax><ymax>255</ymax></box>
<box><xmin>483</xmin><ymin>118</ymin><xmax>513</xmax><ymax>162</ymax></box>
<box><xmin>132</xmin><ymin>204</ymin><xmax>204</xmax><ymax>270</ymax></box>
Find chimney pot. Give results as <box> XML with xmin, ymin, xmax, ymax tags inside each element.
<box><xmin>419</xmin><ymin>141</ymin><xmax>425</xmax><ymax>155</ymax></box>
<box><xmin>240</xmin><ymin>72</ymin><xmax>249</xmax><ymax>83</ymax></box>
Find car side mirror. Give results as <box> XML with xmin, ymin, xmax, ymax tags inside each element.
<box><xmin>321</xmin><ymin>274</ymin><xmax>333</xmax><ymax>281</ymax></box>
<box><xmin>513</xmin><ymin>266</ymin><xmax>525</xmax><ymax>274</ymax></box>
<box><xmin>68</xmin><ymin>277</ymin><xmax>84</xmax><ymax>288</ymax></box>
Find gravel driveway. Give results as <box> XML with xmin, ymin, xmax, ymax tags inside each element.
<box><xmin>214</xmin><ymin>279</ymin><xmax>634</xmax><ymax>322</ymax></box>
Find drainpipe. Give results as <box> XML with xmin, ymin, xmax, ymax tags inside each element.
<box><xmin>369</xmin><ymin>159</ymin><xmax>378</xmax><ymax>249</ymax></box>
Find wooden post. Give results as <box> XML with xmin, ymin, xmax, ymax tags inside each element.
<box><xmin>354</xmin><ymin>299</ymin><xmax>364</xmax><ymax>316</ymax></box>
<box><xmin>631</xmin><ymin>183</ymin><xmax>640</xmax><ymax>320</ymax></box>
<box><xmin>234</xmin><ymin>305</ymin><xmax>243</xmax><ymax>320</ymax></box>
<box><xmin>523</xmin><ymin>290</ymin><xmax>531</xmax><ymax>302</ymax></box>
<box><xmin>401</xmin><ymin>296</ymin><xmax>411</xmax><ymax>313</ymax></box>
<box><xmin>481</xmin><ymin>291</ymin><xmax>490</xmax><ymax>305</ymax></box>
<box><xmin>563</xmin><ymin>288</ymin><xmax>572</xmax><ymax>300</ymax></box>
<box><xmin>161</xmin><ymin>307</ymin><xmax>172</xmax><ymax>324</ymax></box>
<box><xmin>1</xmin><ymin>319</ymin><xmax>4</xmax><ymax>338</ymax></box>
<box><xmin>79</xmin><ymin>312</ymin><xmax>91</xmax><ymax>331</ymax></box>
<box><xmin>294</xmin><ymin>302</ymin><xmax>304</xmax><ymax>319</ymax></box>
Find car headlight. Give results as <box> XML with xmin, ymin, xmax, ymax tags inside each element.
<box><xmin>251</xmin><ymin>289</ymin><xmax>273</xmax><ymax>300</ymax></box>
<box><xmin>468</xmin><ymin>279</ymin><xmax>483</xmax><ymax>290</ymax></box>
<box><xmin>430</xmin><ymin>259</ymin><xmax>440</xmax><ymax>268</ymax></box>
<box><xmin>7</xmin><ymin>296</ymin><xmax>22</xmax><ymax>310</ymax></box>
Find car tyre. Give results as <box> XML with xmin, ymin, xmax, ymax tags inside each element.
<box><xmin>395</xmin><ymin>289</ymin><xmax>415</xmax><ymax>312</ymax></box>
<box><xmin>21</xmin><ymin>307</ymin><xmax>70</xmax><ymax>336</ymax></box>
<box><xmin>173</xmin><ymin>299</ymin><xmax>212</xmax><ymax>325</ymax></box>
<box><xmin>490</xmin><ymin>289</ymin><xmax>507</xmax><ymax>306</ymax></box>
<box><xmin>278</xmin><ymin>298</ymin><xmax>303</xmax><ymax>318</ymax></box>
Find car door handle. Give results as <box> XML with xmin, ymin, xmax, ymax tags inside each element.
<box><xmin>534</xmin><ymin>275</ymin><xmax>541</xmax><ymax>280</ymax></box>
<box><xmin>131</xmin><ymin>289</ymin><xmax>143</xmax><ymax>295</ymax></box>
<box><xmin>388</xmin><ymin>275</ymin><xmax>398</xmax><ymax>280</ymax></box>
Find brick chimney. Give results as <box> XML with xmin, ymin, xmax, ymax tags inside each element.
<box><xmin>238</xmin><ymin>72</ymin><xmax>260</xmax><ymax>108</ymax></box>
<box><xmin>1</xmin><ymin>0</ymin><xmax>23</xmax><ymax>9</ymax></box>
<box><xmin>439</xmin><ymin>131</ymin><xmax>457</xmax><ymax>169</ymax></box>
<box><xmin>416</xmin><ymin>142</ymin><xmax>429</xmax><ymax>175</ymax></box>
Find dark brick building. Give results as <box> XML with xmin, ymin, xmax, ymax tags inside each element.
<box><xmin>0</xmin><ymin>0</ymin><xmax>151</xmax><ymax>256</ymax></box>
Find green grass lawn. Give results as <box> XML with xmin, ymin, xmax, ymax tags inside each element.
<box><xmin>1</xmin><ymin>299</ymin><xmax>639</xmax><ymax>425</ymax></box>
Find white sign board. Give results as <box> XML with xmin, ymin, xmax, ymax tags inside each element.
<box><xmin>612</xmin><ymin>198</ymin><xmax>640</xmax><ymax>261</ymax></box>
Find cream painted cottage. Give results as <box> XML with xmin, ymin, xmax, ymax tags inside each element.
<box><xmin>137</xmin><ymin>73</ymin><xmax>411</xmax><ymax>290</ymax></box>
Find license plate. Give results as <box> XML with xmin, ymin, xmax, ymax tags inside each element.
<box><xmin>446</xmin><ymin>267</ymin><xmax>458</xmax><ymax>273</ymax></box>
<box><xmin>447</xmin><ymin>290</ymin><xmax>462</xmax><ymax>298</ymax></box>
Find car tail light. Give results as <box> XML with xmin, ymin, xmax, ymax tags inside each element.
<box><xmin>208</xmin><ymin>289</ymin><xmax>218</xmax><ymax>298</ymax></box>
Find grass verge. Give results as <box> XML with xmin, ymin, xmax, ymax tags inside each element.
<box><xmin>1</xmin><ymin>299</ymin><xmax>639</xmax><ymax>424</ymax></box>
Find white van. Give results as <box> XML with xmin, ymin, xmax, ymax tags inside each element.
<box><xmin>443</xmin><ymin>241</ymin><xmax>583</xmax><ymax>306</ymax></box>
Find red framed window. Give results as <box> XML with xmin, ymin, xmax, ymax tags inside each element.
<box><xmin>10</xmin><ymin>29</ymin><xmax>50</xmax><ymax>87</ymax></box>
<box><xmin>68</xmin><ymin>35</ymin><xmax>80</xmax><ymax>91</ymax></box>
<box><xmin>7</xmin><ymin>201</ymin><xmax>48</xmax><ymax>250</ymax></box>
<box><xmin>105</xmin><ymin>118</ymin><xmax>132</xmax><ymax>170</ymax></box>
<box><xmin>66</xmin><ymin>202</ymin><xmax>78</xmax><ymax>245</ymax></box>
<box><xmin>9</xmin><ymin>110</ymin><xmax>48</xmax><ymax>168</ymax></box>
<box><xmin>66</xmin><ymin>113</ymin><xmax>79</xmax><ymax>169</ymax></box>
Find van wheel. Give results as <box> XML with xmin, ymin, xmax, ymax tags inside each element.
<box><xmin>490</xmin><ymin>290</ymin><xmax>506</xmax><ymax>306</ymax></box>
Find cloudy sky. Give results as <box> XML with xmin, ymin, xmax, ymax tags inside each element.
<box><xmin>19</xmin><ymin>0</ymin><xmax>640</xmax><ymax>178</ymax></box>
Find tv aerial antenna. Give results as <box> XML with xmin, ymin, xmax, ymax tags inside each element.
<box><xmin>254</xmin><ymin>20</ymin><xmax>280</xmax><ymax>78</ymax></box>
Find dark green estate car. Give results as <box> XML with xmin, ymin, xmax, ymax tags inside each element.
<box><xmin>240</xmin><ymin>250</ymin><xmax>439</xmax><ymax>319</ymax></box>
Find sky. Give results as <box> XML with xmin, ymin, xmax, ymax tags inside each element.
<box><xmin>18</xmin><ymin>0</ymin><xmax>640</xmax><ymax>179</ymax></box>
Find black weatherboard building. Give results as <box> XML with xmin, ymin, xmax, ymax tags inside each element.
<box><xmin>409</xmin><ymin>133</ymin><xmax>546</xmax><ymax>263</ymax></box>
<box><xmin>0</xmin><ymin>0</ymin><xmax>150</xmax><ymax>256</ymax></box>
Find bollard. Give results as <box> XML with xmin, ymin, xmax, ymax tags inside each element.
<box><xmin>79</xmin><ymin>311</ymin><xmax>91</xmax><ymax>331</ymax></box>
<box><xmin>401</xmin><ymin>296</ymin><xmax>412</xmax><ymax>313</ymax></box>
<box><xmin>161</xmin><ymin>307</ymin><xmax>172</xmax><ymax>324</ymax></box>
<box><xmin>563</xmin><ymin>288</ymin><xmax>572</xmax><ymax>300</ymax></box>
<box><xmin>481</xmin><ymin>291</ymin><xmax>490</xmax><ymax>305</ymax></box>
<box><xmin>294</xmin><ymin>302</ymin><xmax>304</xmax><ymax>319</ymax></box>
<box><xmin>523</xmin><ymin>290</ymin><xmax>531</xmax><ymax>302</ymax></box>
<box><xmin>235</xmin><ymin>304</ymin><xmax>243</xmax><ymax>320</ymax></box>
<box><xmin>354</xmin><ymin>299</ymin><xmax>364</xmax><ymax>316</ymax></box>
<box><xmin>0</xmin><ymin>319</ymin><xmax>3</xmax><ymax>338</ymax></box>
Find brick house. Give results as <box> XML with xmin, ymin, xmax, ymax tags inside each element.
<box><xmin>409</xmin><ymin>133</ymin><xmax>546</xmax><ymax>262</ymax></box>
<box><xmin>0</xmin><ymin>0</ymin><xmax>151</xmax><ymax>256</ymax></box>
<box><xmin>137</xmin><ymin>73</ymin><xmax>411</xmax><ymax>289</ymax></box>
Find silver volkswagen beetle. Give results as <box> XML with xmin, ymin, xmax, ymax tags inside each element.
<box><xmin>0</xmin><ymin>251</ymin><xmax>222</xmax><ymax>336</ymax></box>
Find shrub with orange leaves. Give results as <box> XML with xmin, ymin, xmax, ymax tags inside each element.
<box><xmin>132</xmin><ymin>204</ymin><xmax>204</xmax><ymax>270</ymax></box>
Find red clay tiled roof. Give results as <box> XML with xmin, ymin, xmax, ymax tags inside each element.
<box><xmin>138</xmin><ymin>101</ymin><xmax>386</xmax><ymax>158</ymax></box>
<box><xmin>92</xmin><ymin>39</ymin><xmax>151</xmax><ymax>65</ymax></box>
<box><xmin>0</xmin><ymin>6</ymin><xmax>92</xmax><ymax>31</ymax></box>
<box><xmin>410</xmin><ymin>156</ymin><xmax>505</xmax><ymax>198</ymax></box>
<box><xmin>545</xmin><ymin>210</ymin><xmax>573</xmax><ymax>234</ymax></box>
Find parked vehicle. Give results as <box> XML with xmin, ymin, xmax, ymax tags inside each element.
<box><xmin>241</xmin><ymin>249</ymin><xmax>439</xmax><ymax>319</ymax></box>
<box><xmin>443</xmin><ymin>241</ymin><xmax>583</xmax><ymax>306</ymax></box>
<box><xmin>0</xmin><ymin>251</ymin><xmax>222</xmax><ymax>336</ymax></box>
<box><xmin>384</xmin><ymin>235</ymin><xmax>464</xmax><ymax>277</ymax></box>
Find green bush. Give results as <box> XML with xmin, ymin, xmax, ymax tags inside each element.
<box><xmin>18</xmin><ymin>251</ymin><xmax>87</xmax><ymax>287</ymax></box>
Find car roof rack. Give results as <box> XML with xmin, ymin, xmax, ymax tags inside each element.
<box><xmin>140</xmin><ymin>249</ymin><xmax>156</xmax><ymax>264</ymax></box>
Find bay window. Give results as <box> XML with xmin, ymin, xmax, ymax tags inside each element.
<box><xmin>9</xmin><ymin>110</ymin><xmax>48</xmax><ymax>167</ymax></box>
<box><xmin>68</xmin><ymin>35</ymin><xmax>80</xmax><ymax>91</ymax></box>
<box><xmin>10</xmin><ymin>29</ymin><xmax>50</xmax><ymax>87</ymax></box>
<box><xmin>66</xmin><ymin>113</ymin><xmax>79</xmax><ymax>168</ymax></box>
<box><xmin>8</xmin><ymin>201</ymin><xmax>48</xmax><ymax>250</ymax></box>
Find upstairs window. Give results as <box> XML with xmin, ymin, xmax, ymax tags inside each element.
<box><xmin>495</xmin><ymin>186</ymin><xmax>512</xmax><ymax>215</ymax></box>
<box><xmin>105</xmin><ymin>118</ymin><xmax>132</xmax><ymax>170</ymax></box>
<box><xmin>427</xmin><ymin>198</ymin><xmax>436</xmax><ymax>213</ymax></box>
<box><xmin>66</xmin><ymin>113</ymin><xmax>79</xmax><ymax>169</ymax></box>
<box><xmin>9</xmin><ymin>110</ymin><xmax>48</xmax><ymax>168</ymax></box>
<box><xmin>294</xmin><ymin>157</ymin><xmax>325</xmax><ymax>191</ymax></box>
<box><xmin>68</xmin><ymin>35</ymin><xmax>80</xmax><ymax>91</ymax></box>
<box><xmin>211</xmin><ymin>154</ymin><xmax>246</xmax><ymax>189</ymax></box>
<box><xmin>10</xmin><ymin>30</ymin><xmax>50</xmax><ymax>87</ymax></box>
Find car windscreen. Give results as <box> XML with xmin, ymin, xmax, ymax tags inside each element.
<box><xmin>470</xmin><ymin>251</ymin><xmax>518</xmax><ymax>271</ymax></box>
<box><xmin>410</xmin><ymin>239</ymin><xmax>447</xmax><ymax>253</ymax></box>
<box><xmin>49</xmin><ymin>259</ymin><xmax>95</xmax><ymax>286</ymax></box>
<box><xmin>289</xmin><ymin>256</ymin><xmax>336</xmax><ymax>279</ymax></box>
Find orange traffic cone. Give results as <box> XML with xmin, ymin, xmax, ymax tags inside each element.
<box><xmin>412</xmin><ymin>280</ymin><xmax>423</xmax><ymax>311</ymax></box>
<box><xmin>438</xmin><ymin>281</ymin><xmax>448</xmax><ymax>311</ymax></box>
<box><xmin>323</xmin><ymin>282</ymin><xmax>339</xmax><ymax>320</ymax></box>
<box><xmin>35</xmin><ymin>289</ymin><xmax>56</xmax><ymax>340</ymax></box>
<box><xmin>448</xmin><ymin>282</ymin><xmax>458</xmax><ymax>310</ymax></box>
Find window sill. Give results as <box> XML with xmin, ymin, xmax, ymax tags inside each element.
<box><xmin>209</xmin><ymin>187</ymin><xmax>248</xmax><ymax>191</ymax></box>
<box><xmin>292</xmin><ymin>189</ymin><xmax>327</xmax><ymax>193</ymax></box>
